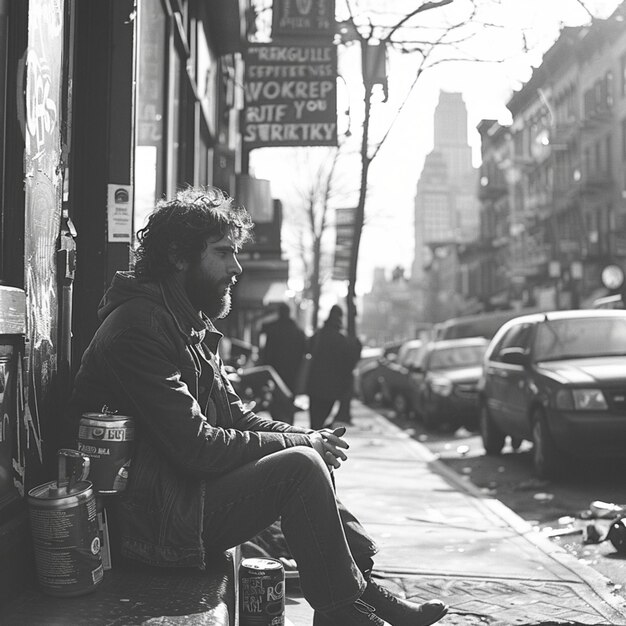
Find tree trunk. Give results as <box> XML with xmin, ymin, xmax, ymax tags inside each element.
<box><xmin>346</xmin><ymin>59</ymin><xmax>373</xmax><ymax>339</ymax></box>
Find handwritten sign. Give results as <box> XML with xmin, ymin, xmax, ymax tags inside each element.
<box><xmin>243</xmin><ymin>44</ymin><xmax>337</xmax><ymax>148</ymax></box>
<box><xmin>333</xmin><ymin>208</ymin><xmax>355</xmax><ymax>280</ymax></box>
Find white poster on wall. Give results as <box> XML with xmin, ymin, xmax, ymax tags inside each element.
<box><xmin>107</xmin><ymin>184</ymin><xmax>133</xmax><ymax>243</ymax></box>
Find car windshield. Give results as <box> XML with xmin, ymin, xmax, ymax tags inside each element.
<box><xmin>428</xmin><ymin>345</ymin><xmax>486</xmax><ymax>370</ymax></box>
<box><xmin>533</xmin><ymin>317</ymin><xmax>626</xmax><ymax>361</ymax></box>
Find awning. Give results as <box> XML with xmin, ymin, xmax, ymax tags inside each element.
<box><xmin>263</xmin><ymin>282</ymin><xmax>289</xmax><ymax>305</ymax></box>
<box><xmin>235</xmin><ymin>280</ymin><xmax>289</xmax><ymax>307</ymax></box>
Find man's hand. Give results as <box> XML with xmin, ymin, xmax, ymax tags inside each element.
<box><xmin>309</xmin><ymin>426</ymin><xmax>349</xmax><ymax>469</ymax></box>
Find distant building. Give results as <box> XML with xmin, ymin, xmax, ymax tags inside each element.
<box><xmin>412</xmin><ymin>91</ymin><xmax>480</xmax><ymax>322</ymax></box>
<box><xmin>359</xmin><ymin>267</ymin><xmax>420</xmax><ymax>347</ymax></box>
<box><xmin>474</xmin><ymin>3</ymin><xmax>626</xmax><ymax>310</ymax></box>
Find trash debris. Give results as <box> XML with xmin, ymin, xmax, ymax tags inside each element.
<box><xmin>589</xmin><ymin>500</ymin><xmax>626</xmax><ymax>519</ymax></box>
<box><xmin>514</xmin><ymin>478</ymin><xmax>550</xmax><ymax>492</ymax></box>
<box><xmin>456</xmin><ymin>444</ymin><xmax>470</xmax><ymax>456</ymax></box>
<box><xmin>533</xmin><ymin>492</ymin><xmax>555</xmax><ymax>502</ymax></box>
<box><xmin>606</xmin><ymin>518</ymin><xmax>626</xmax><ymax>553</ymax></box>
<box><xmin>418</xmin><ymin>434</ymin><xmax>428</xmax><ymax>442</ymax></box>
<box><xmin>461</xmin><ymin>466</ymin><xmax>472</xmax><ymax>474</ymax></box>
<box><xmin>583</xmin><ymin>524</ymin><xmax>604</xmax><ymax>544</ymax></box>
<box><xmin>558</xmin><ymin>516</ymin><xmax>576</xmax><ymax>525</ymax></box>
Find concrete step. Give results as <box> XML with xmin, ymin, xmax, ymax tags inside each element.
<box><xmin>0</xmin><ymin>549</ymin><xmax>238</xmax><ymax>626</ymax></box>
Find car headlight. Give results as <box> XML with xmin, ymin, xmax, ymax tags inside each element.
<box><xmin>555</xmin><ymin>388</ymin><xmax>608</xmax><ymax>410</ymax></box>
<box><xmin>429</xmin><ymin>377</ymin><xmax>453</xmax><ymax>397</ymax></box>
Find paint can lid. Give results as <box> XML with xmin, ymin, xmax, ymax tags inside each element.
<box><xmin>241</xmin><ymin>558</ymin><xmax>283</xmax><ymax>571</ymax></box>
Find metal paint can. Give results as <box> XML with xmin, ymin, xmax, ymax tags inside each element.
<box><xmin>239</xmin><ymin>557</ymin><xmax>285</xmax><ymax>625</ymax></box>
<box><xmin>27</xmin><ymin>449</ymin><xmax>104</xmax><ymax>596</ymax></box>
<box><xmin>77</xmin><ymin>411</ymin><xmax>134</xmax><ymax>493</ymax></box>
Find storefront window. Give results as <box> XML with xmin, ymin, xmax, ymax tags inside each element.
<box><xmin>134</xmin><ymin>0</ymin><xmax>167</xmax><ymax>237</ymax></box>
<box><xmin>166</xmin><ymin>30</ymin><xmax>182</xmax><ymax>195</ymax></box>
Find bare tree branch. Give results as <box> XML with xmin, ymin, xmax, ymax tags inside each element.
<box><xmin>384</xmin><ymin>0</ymin><xmax>456</xmax><ymax>42</ymax></box>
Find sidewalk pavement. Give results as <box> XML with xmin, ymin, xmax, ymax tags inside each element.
<box><xmin>284</xmin><ymin>401</ymin><xmax>626</xmax><ymax>626</ymax></box>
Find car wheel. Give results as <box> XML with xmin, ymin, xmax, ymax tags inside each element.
<box><xmin>480</xmin><ymin>404</ymin><xmax>505</xmax><ymax>455</ymax></box>
<box><xmin>392</xmin><ymin>392</ymin><xmax>409</xmax><ymax>417</ymax></box>
<box><xmin>532</xmin><ymin>409</ymin><xmax>561</xmax><ymax>479</ymax></box>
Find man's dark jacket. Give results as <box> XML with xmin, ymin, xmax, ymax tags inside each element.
<box><xmin>261</xmin><ymin>316</ymin><xmax>306</xmax><ymax>391</ymax></box>
<box><xmin>306</xmin><ymin>317</ymin><xmax>359</xmax><ymax>399</ymax></box>
<box><xmin>67</xmin><ymin>272</ymin><xmax>312</xmax><ymax>569</ymax></box>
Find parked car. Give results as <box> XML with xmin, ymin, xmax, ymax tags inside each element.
<box><xmin>432</xmin><ymin>308</ymin><xmax>543</xmax><ymax>342</ymax></box>
<box><xmin>367</xmin><ymin>337</ymin><xmax>488</xmax><ymax>430</ymax></box>
<box><xmin>478</xmin><ymin>309</ymin><xmax>626</xmax><ymax>478</ymax></box>
<box><xmin>355</xmin><ymin>341</ymin><xmax>404</xmax><ymax>405</ymax></box>
<box><xmin>374</xmin><ymin>339</ymin><xmax>424</xmax><ymax>415</ymax></box>
<box><xmin>412</xmin><ymin>337</ymin><xmax>490</xmax><ymax>431</ymax></box>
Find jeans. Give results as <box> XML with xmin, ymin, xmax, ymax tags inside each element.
<box><xmin>201</xmin><ymin>446</ymin><xmax>377</xmax><ymax>612</ymax></box>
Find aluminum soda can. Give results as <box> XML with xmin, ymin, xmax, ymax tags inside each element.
<box><xmin>239</xmin><ymin>557</ymin><xmax>285</xmax><ymax>625</ymax></box>
<box><xmin>27</xmin><ymin>450</ymin><xmax>103</xmax><ymax>596</ymax></box>
<box><xmin>77</xmin><ymin>412</ymin><xmax>134</xmax><ymax>493</ymax></box>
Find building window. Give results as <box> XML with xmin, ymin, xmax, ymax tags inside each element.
<box><xmin>605</xmin><ymin>71</ymin><xmax>614</xmax><ymax>109</ymax></box>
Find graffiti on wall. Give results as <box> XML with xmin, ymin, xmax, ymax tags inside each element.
<box><xmin>20</xmin><ymin>0</ymin><xmax>64</xmax><ymax>489</ymax></box>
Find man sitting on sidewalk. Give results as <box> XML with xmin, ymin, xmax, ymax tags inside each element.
<box><xmin>66</xmin><ymin>186</ymin><xmax>447</xmax><ymax>626</ymax></box>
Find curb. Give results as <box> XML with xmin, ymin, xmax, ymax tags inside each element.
<box><xmin>364</xmin><ymin>410</ymin><xmax>626</xmax><ymax>621</ymax></box>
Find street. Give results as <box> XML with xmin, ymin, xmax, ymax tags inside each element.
<box><xmin>376</xmin><ymin>406</ymin><xmax>626</xmax><ymax>605</ymax></box>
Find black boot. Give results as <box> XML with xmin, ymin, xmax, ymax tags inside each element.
<box><xmin>360</xmin><ymin>579</ymin><xmax>448</xmax><ymax>626</ymax></box>
<box><xmin>316</xmin><ymin>598</ymin><xmax>385</xmax><ymax>625</ymax></box>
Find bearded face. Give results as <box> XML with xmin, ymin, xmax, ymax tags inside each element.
<box><xmin>184</xmin><ymin>263</ymin><xmax>235</xmax><ymax>319</ymax></box>
<box><xmin>182</xmin><ymin>234</ymin><xmax>241</xmax><ymax>319</ymax></box>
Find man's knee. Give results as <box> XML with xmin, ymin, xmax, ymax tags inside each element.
<box><xmin>276</xmin><ymin>446</ymin><xmax>328</xmax><ymax>477</ymax></box>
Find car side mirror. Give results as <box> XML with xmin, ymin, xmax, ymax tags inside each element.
<box><xmin>500</xmin><ymin>347</ymin><xmax>528</xmax><ymax>366</ymax></box>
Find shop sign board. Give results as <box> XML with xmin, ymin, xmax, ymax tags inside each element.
<box><xmin>333</xmin><ymin>208</ymin><xmax>355</xmax><ymax>280</ymax></box>
<box><xmin>243</xmin><ymin>43</ymin><xmax>337</xmax><ymax>148</ymax></box>
<box><xmin>272</xmin><ymin>0</ymin><xmax>336</xmax><ymax>38</ymax></box>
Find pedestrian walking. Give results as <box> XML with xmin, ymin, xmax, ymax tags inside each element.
<box><xmin>334</xmin><ymin>333</ymin><xmax>362</xmax><ymax>425</ymax></box>
<box><xmin>65</xmin><ymin>186</ymin><xmax>447</xmax><ymax>626</ymax></box>
<box><xmin>259</xmin><ymin>302</ymin><xmax>306</xmax><ymax>424</ymax></box>
<box><xmin>306</xmin><ymin>306</ymin><xmax>358</xmax><ymax>430</ymax></box>
<box><xmin>260</xmin><ymin>302</ymin><xmax>306</xmax><ymax>394</ymax></box>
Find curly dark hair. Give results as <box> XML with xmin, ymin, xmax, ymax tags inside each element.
<box><xmin>134</xmin><ymin>186</ymin><xmax>254</xmax><ymax>279</ymax></box>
